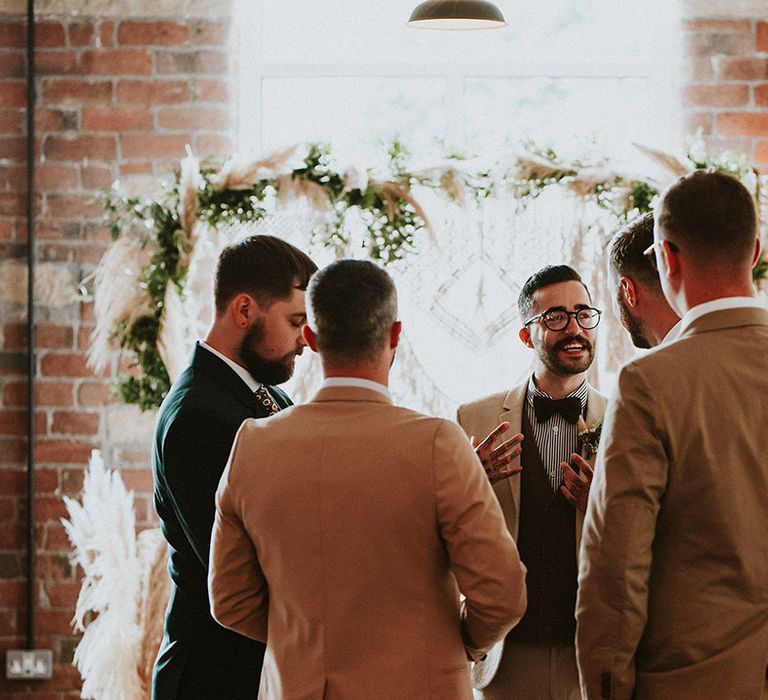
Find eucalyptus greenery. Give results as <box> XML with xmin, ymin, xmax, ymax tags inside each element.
<box><xmin>97</xmin><ymin>140</ymin><xmax>768</xmax><ymax>411</ymax></box>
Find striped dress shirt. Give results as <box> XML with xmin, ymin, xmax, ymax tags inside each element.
<box><xmin>524</xmin><ymin>376</ymin><xmax>588</xmax><ymax>491</ymax></box>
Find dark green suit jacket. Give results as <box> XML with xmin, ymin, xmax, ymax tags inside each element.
<box><xmin>152</xmin><ymin>342</ymin><xmax>291</xmax><ymax>700</ymax></box>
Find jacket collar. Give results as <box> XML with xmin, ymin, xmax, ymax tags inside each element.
<box><xmin>311</xmin><ymin>385</ymin><xmax>393</xmax><ymax>405</ymax></box>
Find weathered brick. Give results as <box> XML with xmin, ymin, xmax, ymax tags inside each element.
<box><xmin>755</xmin><ymin>84</ymin><xmax>768</xmax><ymax>107</ymax></box>
<box><xmin>51</xmin><ymin>410</ymin><xmax>99</xmax><ymax>436</ymax></box>
<box><xmin>36</xmin><ymin>608</ymin><xmax>74</xmax><ymax>636</ymax></box>
<box><xmin>193</xmin><ymin>78</ymin><xmax>230</xmax><ymax>103</ymax></box>
<box><xmin>0</xmin><ymin>109</ymin><xmax>26</xmax><ymax>134</ymax></box>
<box><xmin>35</xmin><ymin>50</ymin><xmax>80</xmax><ymax>76</ymax></box>
<box><xmin>46</xmin><ymin>194</ymin><xmax>104</xmax><ymax>220</ymax></box>
<box><xmin>43</xmin><ymin>580</ymin><xmax>81</xmax><ymax>608</ymax></box>
<box><xmin>68</xmin><ymin>21</ymin><xmax>94</xmax><ymax>47</ymax></box>
<box><xmin>0</xmin><ymin>23</ymin><xmax>25</xmax><ymax>49</ymax></box>
<box><xmin>121</xmin><ymin>133</ymin><xmax>190</xmax><ymax>159</ymax></box>
<box><xmin>717</xmin><ymin>57</ymin><xmax>768</xmax><ymax>81</ymax></box>
<box><xmin>82</xmin><ymin>106</ymin><xmax>153</xmax><ymax>131</ymax></box>
<box><xmin>37</xmin><ymin>163</ymin><xmax>79</xmax><ymax>191</ymax></box>
<box><xmin>118</xmin><ymin>21</ymin><xmax>188</xmax><ymax>46</ymax></box>
<box><xmin>77</xmin><ymin>381</ymin><xmax>112</xmax><ymax>408</ymax></box>
<box><xmin>59</xmin><ymin>466</ymin><xmax>85</xmax><ymax>494</ymax></box>
<box><xmin>717</xmin><ymin>113</ymin><xmax>768</xmax><ymax>137</ymax></box>
<box><xmin>35</xmin><ymin>108</ymin><xmax>79</xmax><ymax>132</ymax></box>
<box><xmin>755</xmin><ymin>140</ymin><xmax>768</xmax><ymax>167</ymax></box>
<box><xmin>117</xmin><ymin>78</ymin><xmax>190</xmax><ymax>104</ymax></box>
<box><xmin>40</xmin><ymin>352</ymin><xmax>97</xmax><ymax>378</ymax></box>
<box><xmin>120</xmin><ymin>467</ymin><xmax>154</xmax><ymax>492</ymax></box>
<box><xmin>34</xmin><ymin>467</ymin><xmax>59</xmax><ymax>494</ymax></box>
<box><xmin>35</xmin><ymin>22</ymin><xmax>67</xmax><ymax>48</ymax></box>
<box><xmin>44</xmin><ymin>134</ymin><xmax>117</xmax><ymax>162</ymax></box>
<box><xmin>0</xmin><ymin>52</ymin><xmax>25</xmax><ymax>79</ymax></box>
<box><xmin>193</xmin><ymin>133</ymin><xmax>233</xmax><ymax>157</ymax></box>
<box><xmin>758</xmin><ymin>22</ymin><xmax>768</xmax><ymax>52</ymax></box>
<box><xmin>82</xmin><ymin>49</ymin><xmax>152</xmax><ymax>76</ymax></box>
<box><xmin>192</xmin><ymin>21</ymin><xmax>230</xmax><ymax>46</ymax></box>
<box><xmin>683</xmin><ymin>84</ymin><xmax>749</xmax><ymax>108</ymax></box>
<box><xmin>42</xmin><ymin>78</ymin><xmax>113</xmax><ymax>105</ymax></box>
<box><xmin>0</xmin><ymin>136</ymin><xmax>25</xmax><ymax>161</ymax></box>
<box><xmin>157</xmin><ymin>106</ymin><xmax>230</xmax><ymax>131</ymax></box>
<box><xmin>155</xmin><ymin>49</ymin><xmax>228</xmax><ymax>75</ymax></box>
<box><xmin>99</xmin><ymin>20</ymin><xmax>116</xmax><ymax>48</ymax></box>
<box><xmin>81</xmin><ymin>164</ymin><xmax>114</xmax><ymax>189</ymax></box>
<box><xmin>684</xmin><ymin>20</ymin><xmax>752</xmax><ymax>33</ymax></box>
<box><xmin>36</xmin><ymin>438</ymin><xmax>95</xmax><ymax>464</ymax></box>
<box><xmin>0</xmin><ymin>81</ymin><xmax>25</xmax><ymax>108</ymax></box>
<box><xmin>686</xmin><ymin>31</ymin><xmax>752</xmax><ymax>59</ymax></box>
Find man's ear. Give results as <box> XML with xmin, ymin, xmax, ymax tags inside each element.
<box><xmin>660</xmin><ymin>240</ymin><xmax>680</xmax><ymax>279</ymax></box>
<box><xmin>752</xmin><ymin>237</ymin><xmax>762</xmax><ymax>267</ymax></box>
<box><xmin>390</xmin><ymin>321</ymin><xmax>402</xmax><ymax>349</ymax></box>
<box><xmin>518</xmin><ymin>326</ymin><xmax>534</xmax><ymax>349</ymax></box>
<box><xmin>230</xmin><ymin>293</ymin><xmax>258</xmax><ymax>329</ymax></box>
<box><xmin>303</xmin><ymin>325</ymin><xmax>319</xmax><ymax>353</ymax></box>
<box><xmin>620</xmin><ymin>276</ymin><xmax>637</xmax><ymax>308</ymax></box>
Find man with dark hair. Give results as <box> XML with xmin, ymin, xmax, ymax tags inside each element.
<box><xmin>208</xmin><ymin>259</ymin><xmax>527</xmax><ymax>700</ymax></box>
<box><xmin>608</xmin><ymin>212</ymin><xmax>680</xmax><ymax>348</ymax></box>
<box><xmin>577</xmin><ymin>170</ymin><xmax>768</xmax><ymax>699</ymax></box>
<box><xmin>152</xmin><ymin>235</ymin><xmax>317</xmax><ymax>699</ymax></box>
<box><xmin>457</xmin><ymin>264</ymin><xmax>607</xmax><ymax>700</ymax></box>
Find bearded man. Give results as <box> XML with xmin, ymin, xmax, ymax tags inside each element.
<box><xmin>152</xmin><ymin>235</ymin><xmax>317</xmax><ymax>699</ymax></box>
<box><xmin>457</xmin><ymin>264</ymin><xmax>607</xmax><ymax>700</ymax></box>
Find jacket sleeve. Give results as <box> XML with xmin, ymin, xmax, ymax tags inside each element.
<box><xmin>208</xmin><ymin>423</ymin><xmax>269</xmax><ymax>642</ymax></box>
<box><xmin>433</xmin><ymin>419</ymin><xmax>527</xmax><ymax>660</ymax></box>
<box><xmin>576</xmin><ymin>362</ymin><xmax>668</xmax><ymax>699</ymax></box>
<box><xmin>160</xmin><ymin>408</ymin><xmax>239</xmax><ymax>569</ymax></box>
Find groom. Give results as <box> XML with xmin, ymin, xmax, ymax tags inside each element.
<box><xmin>152</xmin><ymin>235</ymin><xmax>317</xmax><ymax>699</ymax></box>
<box><xmin>458</xmin><ymin>264</ymin><xmax>607</xmax><ymax>700</ymax></box>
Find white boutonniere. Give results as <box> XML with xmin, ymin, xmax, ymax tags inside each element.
<box><xmin>577</xmin><ymin>417</ymin><xmax>603</xmax><ymax>457</ymax></box>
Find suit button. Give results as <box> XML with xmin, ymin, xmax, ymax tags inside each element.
<box><xmin>542</xmin><ymin>625</ymin><xmax>551</xmax><ymax>633</ymax></box>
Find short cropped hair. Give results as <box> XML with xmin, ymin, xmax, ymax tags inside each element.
<box><xmin>308</xmin><ymin>259</ymin><xmax>397</xmax><ymax>365</ymax></box>
<box><xmin>609</xmin><ymin>212</ymin><xmax>661</xmax><ymax>292</ymax></box>
<box><xmin>518</xmin><ymin>264</ymin><xmax>591</xmax><ymax>322</ymax></box>
<box><xmin>214</xmin><ymin>235</ymin><xmax>317</xmax><ymax>314</ymax></box>
<box><xmin>656</xmin><ymin>170</ymin><xmax>757</xmax><ymax>264</ymax></box>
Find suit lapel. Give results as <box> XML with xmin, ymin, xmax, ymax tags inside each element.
<box><xmin>498</xmin><ymin>382</ymin><xmax>528</xmax><ymax>538</ymax></box>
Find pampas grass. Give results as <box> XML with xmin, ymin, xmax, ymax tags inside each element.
<box><xmin>62</xmin><ymin>450</ymin><xmax>169</xmax><ymax>700</ymax></box>
<box><xmin>87</xmin><ymin>238</ymin><xmax>153</xmax><ymax>373</ymax></box>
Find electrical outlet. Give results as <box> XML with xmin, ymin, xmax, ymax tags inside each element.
<box><xmin>6</xmin><ymin>649</ymin><xmax>53</xmax><ymax>680</ymax></box>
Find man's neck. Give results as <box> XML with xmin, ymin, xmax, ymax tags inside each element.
<box><xmin>532</xmin><ymin>369</ymin><xmax>586</xmax><ymax>399</ymax></box>
<box><xmin>322</xmin><ymin>363</ymin><xmax>390</xmax><ymax>387</ymax></box>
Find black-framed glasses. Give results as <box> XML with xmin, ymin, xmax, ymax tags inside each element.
<box><xmin>643</xmin><ymin>240</ymin><xmax>680</xmax><ymax>271</ymax></box>
<box><xmin>524</xmin><ymin>307</ymin><xmax>602</xmax><ymax>331</ymax></box>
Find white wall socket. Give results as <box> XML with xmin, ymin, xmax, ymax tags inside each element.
<box><xmin>6</xmin><ymin>649</ymin><xmax>53</xmax><ymax>680</ymax></box>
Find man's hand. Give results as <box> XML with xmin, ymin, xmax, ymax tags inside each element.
<box><xmin>560</xmin><ymin>453</ymin><xmax>594</xmax><ymax>513</ymax></box>
<box><xmin>471</xmin><ymin>422</ymin><xmax>524</xmax><ymax>485</ymax></box>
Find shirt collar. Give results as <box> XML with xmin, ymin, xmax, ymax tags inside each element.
<box><xmin>321</xmin><ymin>377</ymin><xmax>392</xmax><ymax>401</ymax></box>
<box><xmin>199</xmin><ymin>340</ymin><xmax>262</xmax><ymax>394</ymax></box>
<box><xmin>527</xmin><ymin>374</ymin><xmax>588</xmax><ymax>409</ymax></box>
<box><xmin>680</xmin><ymin>296</ymin><xmax>762</xmax><ymax>334</ymax></box>
<box><xmin>660</xmin><ymin>318</ymin><xmax>683</xmax><ymax>346</ymax></box>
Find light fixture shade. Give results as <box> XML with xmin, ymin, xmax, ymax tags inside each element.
<box><xmin>408</xmin><ymin>0</ymin><xmax>506</xmax><ymax>30</ymax></box>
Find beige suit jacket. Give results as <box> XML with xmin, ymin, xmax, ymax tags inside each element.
<box><xmin>576</xmin><ymin>307</ymin><xmax>768</xmax><ymax>700</ymax></box>
<box><xmin>209</xmin><ymin>385</ymin><xmax>527</xmax><ymax>700</ymax></box>
<box><xmin>457</xmin><ymin>377</ymin><xmax>607</xmax><ymax>688</ymax></box>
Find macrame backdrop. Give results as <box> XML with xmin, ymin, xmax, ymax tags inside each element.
<box><xmin>157</xmin><ymin>185</ymin><xmax>635</xmax><ymax>418</ymax></box>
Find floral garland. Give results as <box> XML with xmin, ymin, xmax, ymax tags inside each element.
<box><xmin>93</xmin><ymin>140</ymin><xmax>768</xmax><ymax>411</ymax></box>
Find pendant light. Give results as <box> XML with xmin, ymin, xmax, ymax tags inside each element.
<box><xmin>408</xmin><ymin>0</ymin><xmax>507</xmax><ymax>30</ymax></box>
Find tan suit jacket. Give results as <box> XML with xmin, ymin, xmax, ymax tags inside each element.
<box><xmin>209</xmin><ymin>385</ymin><xmax>527</xmax><ymax>700</ymax></box>
<box><xmin>457</xmin><ymin>377</ymin><xmax>607</xmax><ymax>688</ymax></box>
<box><xmin>576</xmin><ymin>307</ymin><xmax>768</xmax><ymax>700</ymax></box>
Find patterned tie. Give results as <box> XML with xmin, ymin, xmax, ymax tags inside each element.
<box><xmin>254</xmin><ymin>385</ymin><xmax>280</xmax><ymax>415</ymax></box>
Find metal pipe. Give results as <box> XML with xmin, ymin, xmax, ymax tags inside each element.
<box><xmin>25</xmin><ymin>0</ymin><xmax>36</xmax><ymax>650</ymax></box>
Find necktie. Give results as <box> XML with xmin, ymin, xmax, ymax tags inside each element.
<box><xmin>254</xmin><ymin>385</ymin><xmax>280</xmax><ymax>416</ymax></box>
<box><xmin>533</xmin><ymin>395</ymin><xmax>581</xmax><ymax>424</ymax></box>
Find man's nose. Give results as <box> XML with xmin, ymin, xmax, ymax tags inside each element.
<box><xmin>564</xmin><ymin>313</ymin><xmax>581</xmax><ymax>333</ymax></box>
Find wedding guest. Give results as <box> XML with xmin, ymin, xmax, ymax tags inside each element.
<box><xmin>608</xmin><ymin>211</ymin><xmax>680</xmax><ymax>348</ymax></box>
<box><xmin>576</xmin><ymin>170</ymin><xmax>768</xmax><ymax>699</ymax></box>
<box><xmin>152</xmin><ymin>235</ymin><xmax>317</xmax><ymax>699</ymax></box>
<box><xmin>457</xmin><ymin>265</ymin><xmax>607</xmax><ymax>700</ymax></box>
<box><xmin>208</xmin><ymin>259</ymin><xmax>527</xmax><ymax>700</ymax></box>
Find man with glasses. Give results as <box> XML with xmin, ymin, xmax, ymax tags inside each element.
<box><xmin>457</xmin><ymin>264</ymin><xmax>607</xmax><ymax>700</ymax></box>
<box><xmin>577</xmin><ymin>170</ymin><xmax>768</xmax><ymax>699</ymax></box>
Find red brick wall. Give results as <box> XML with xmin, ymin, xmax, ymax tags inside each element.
<box><xmin>0</xmin><ymin>11</ymin><xmax>233</xmax><ymax>697</ymax></box>
<box><xmin>683</xmin><ymin>18</ymin><xmax>768</xmax><ymax>171</ymax></box>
